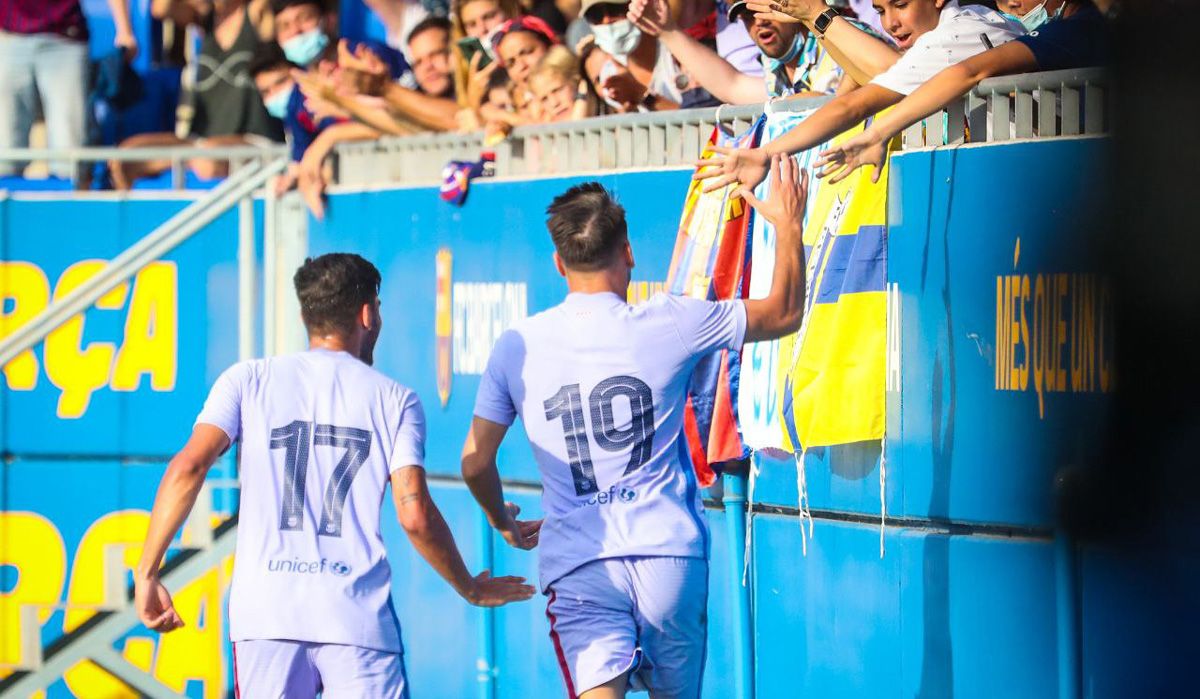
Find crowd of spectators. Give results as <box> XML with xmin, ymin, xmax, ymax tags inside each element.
<box><xmin>0</xmin><ymin>0</ymin><xmax>1117</xmax><ymax>207</ymax></box>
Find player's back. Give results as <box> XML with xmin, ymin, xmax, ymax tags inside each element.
<box><xmin>474</xmin><ymin>291</ymin><xmax>745</xmax><ymax>589</ymax></box>
<box><xmin>198</xmin><ymin>348</ymin><xmax>425</xmax><ymax>652</ymax></box>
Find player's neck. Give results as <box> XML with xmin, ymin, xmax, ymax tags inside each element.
<box><xmin>308</xmin><ymin>334</ymin><xmax>363</xmax><ymax>360</ymax></box>
<box><xmin>564</xmin><ymin>270</ymin><xmax>628</xmax><ymax>298</ymax></box>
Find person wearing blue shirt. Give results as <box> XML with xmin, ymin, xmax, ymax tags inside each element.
<box><xmin>815</xmin><ymin>0</ymin><xmax>1112</xmax><ymax>184</ymax></box>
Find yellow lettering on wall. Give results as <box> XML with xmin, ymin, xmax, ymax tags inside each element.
<box><xmin>996</xmin><ymin>262</ymin><xmax>1116</xmax><ymax>418</ymax></box>
<box><xmin>0</xmin><ymin>513</ymin><xmax>68</xmax><ymax>675</ymax></box>
<box><xmin>1032</xmin><ymin>274</ymin><xmax>1046</xmax><ymax>417</ymax></box>
<box><xmin>994</xmin><ymin>276</ymin><xmax>1004</xmax><ymax>390</ymax></box>
<box><xmin>1009</xmin><ymin>275</ymin><xmax>1021</xmax><ymax>391</ymax></box>
<box><xmin>1099</xmin><ymin>281</ymin><xmax>1112</xmax><ymax>393</ymax></box>
<box><xmin>1055</xmin><ymin>273</ymin><xmax>1069</xmax><ymax>392</ymax></box>
<box><xmin>43</xmin><ymin>261</ymin><xmax>129</xmax><ymax>418</ymax></box>
<box><xmin>1018</xmin><ymin>275</ymin><xmax>1030</xmax><ymax>391</ymax></box>
<box><xmin>0</xmin><ymin>262</ymin><xmax>51</xmax><ymax>390</ymax></box>
<box><xmin>112</xmin><ymin>263</ymin><xmax>178</xmax><ymax>392</ymax></box>
<box><xmin>62</xmin><ymin>511</ymin><xmax>150</xmax><ymax>698</ymax></box>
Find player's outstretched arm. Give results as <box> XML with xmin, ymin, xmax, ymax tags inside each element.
<box><xmin>392</xmin><ymin>465</ymin><xmax>536</xmax><ymax>606</ymax></box>
<box><xmin>134</xmin><ymin>424</ymin><xmax>231</xmax><ymax>633</ymax></box>
<box><xmin>740</xmin><ymin>154</ymin><xmax>810</xmax><ymax>343</ymax></box>
<box><xmin>462</xmin><ymin>416</ymin><xmax>543</xmax><ymax>550</ymax></box>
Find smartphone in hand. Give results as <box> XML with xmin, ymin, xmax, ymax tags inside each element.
<box><xmin>457</xmin><ymin>36</ymin><xmax>494</xmax><ymax>71</ymax></box>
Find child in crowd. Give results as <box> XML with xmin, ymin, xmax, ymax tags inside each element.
<box><xmin>528</xmin><ymin>45</ymin><xmax>594</xmax><ymax>122</ymax></box>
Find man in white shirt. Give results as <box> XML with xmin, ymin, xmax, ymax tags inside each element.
<box><xmin>697</xmin><ymin>0</ymin><xmax>1023</xmax><ymax>193</ymax></box>
<box><xmin>133</xmin><ymin>253</ymin><xmax>536</xmax><ymax>698</ymax></box>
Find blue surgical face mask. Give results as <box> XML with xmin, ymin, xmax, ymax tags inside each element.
<box><xmin>265</xmin><ymin>86</ymin><xmax>292</xmax><ymax>119</ymax></box>
<box><xmin>1007</xmin><ymin>1</ymin><xmax>1065</xmax><ymax>32</ymax></box>
<box><xmin>591</xmin><ymin>20</ymin><xmax>642</xmax><ymax>63</ymax></box>
<box><xmin>282</xmin><ymin>27</ymin><xmax>329</xmax><ymax>67</ymax></box>
<box><xmin>766</xmin><ymin>33</ymin><xmax>805</xmax><ymax>74</ymax></box>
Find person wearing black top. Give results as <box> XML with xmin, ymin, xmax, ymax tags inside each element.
<box><xmin>111</xmin><ymin>0</ymin><xmax>285</xmax><ymax>189</ymax></box>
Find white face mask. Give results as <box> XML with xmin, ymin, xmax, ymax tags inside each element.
<box><xmin>591</xmin><ymin>20</ymin><xmax>642</xmax><ymax>63</ymax></box>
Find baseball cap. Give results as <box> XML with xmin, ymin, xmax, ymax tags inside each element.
<box><xmin>727</xmin><ymin>1</ymin><xmax>750</xmax><ymax>21</ymax></box>
<box><xmin>581</xmin><ymin>0</ymin><xmax>629</xmax><ymax>21</ymax></box>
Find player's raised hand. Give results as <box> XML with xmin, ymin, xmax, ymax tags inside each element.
<box><xmin>694</xmin><ymin>145</ymin><xmax>771</xmax><ymax>196</ymax></box>
<box><xmin>736</xmin><ymin>154</ymin><xmax>809</xmax><ymax>234</ymax></box>
<box><xmin>815</xmin><ymin>128</ymin><xmax>887</xmax><ymax>184</ymax></box>
<box><xmin>134</xmin><ymin>575</ymin><xmax>184</xmax><ymax>633</ymax></box>
<box><xmin>465</xmin><ymin>570</ymin><xmax>537</xmax><ymax>607</ymax></box>
<box><xmin>497</xmin><ymin>501</ymin><xmax>542</xmax><ymax>550</ymax></box>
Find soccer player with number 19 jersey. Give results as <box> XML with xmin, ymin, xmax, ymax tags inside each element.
<box><xmin>462</xmin><ymin>157</ymin><xmax>810</xmax><ymax>698</ymax></box>
<box><xmin>134</xmin><ymin>253</ymin><xmax>535</xmax><ymax>698</ymax></box>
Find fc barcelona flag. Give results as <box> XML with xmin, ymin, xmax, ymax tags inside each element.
<box><xmin>666</xmin><ymin>120</ymin><xmax>764</xmax><ymax>486</ymax></box>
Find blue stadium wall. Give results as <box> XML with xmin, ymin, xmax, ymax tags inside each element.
<box><xmin>3</xmin><ymin>136</ymin><xmax>1186</xmax><ymax>698</ymax></box>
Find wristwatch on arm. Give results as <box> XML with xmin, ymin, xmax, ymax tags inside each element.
<box><xmin>813</xmin><ymin>8</ymin><xmax>838</xmax><ymax>36</ymax></box>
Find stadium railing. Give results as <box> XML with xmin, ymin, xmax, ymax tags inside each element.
<box><xmin>0</xmin><ymin>144</ymin><xmax>287</xmax><ymax>189</ymax></box>
<box><xmin>0</xmin><ymin>68</ymin><xmax>1106</xmax><ymax>191</ymax></box>
<box><xmin>332</xmin><ymin>67</ymin><xmax>1109</xmax><ymax>187</ymax></box>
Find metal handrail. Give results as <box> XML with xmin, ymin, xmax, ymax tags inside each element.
<box><xmin>972</xmin><ymin>66</ymin><xmax>1106</xmax><ymax>96</ymax></box>
<box><xmin>0</xmin><ymin>157</ymin><xmax>288</xmax><ymax>368</ymax></box>
<box><xmin>0</xmin><ymin>144</ymin><xmax>287</xmax><ymax>162</ymax></box>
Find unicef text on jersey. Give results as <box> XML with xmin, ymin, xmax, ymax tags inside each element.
<box><xmin>584</xmin><ymin>485</ymin><xmax>639</xmax><ymax>506</ymax></box>
<box><xmin>267</xmin><ymin>557</ymin><xmax>353</xmax><ymax>577</ymax></box>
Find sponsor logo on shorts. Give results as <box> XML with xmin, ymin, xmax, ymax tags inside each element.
<box><xmin>584</xmin><ymin>485</ymin><xmax>638</xmax><ymax>506</ymax></box>
<box><xmin>266</xmin><ymin>557</ymin><xmax>353</xmax><ymax>577</ymax></box>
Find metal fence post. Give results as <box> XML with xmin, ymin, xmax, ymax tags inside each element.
<box><xmin>238</xmin><ymin>194</ymin><xmax>257</xmax><ymax>361</ymax></box>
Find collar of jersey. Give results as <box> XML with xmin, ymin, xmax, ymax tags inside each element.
<box><xmin>563</xmin><ymin>291</ymin><xmax>626</xmax><ymax>306</ymax></box>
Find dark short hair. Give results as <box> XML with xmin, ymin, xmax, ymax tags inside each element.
<box><xmin>271</xmin><ymin>0</ymin><xmax>325</xmax><ymax>16</ymax></box>
<box><xmin>408</xmin><ymin>16</ymin><xmax>452</xmax><ymax>44</ymax></box>
<box><xmin>294</xmin><ymin>253</ymin><xmax>382</xmax><ymax>335</ymax></box>
<box><xmin>545</xmin><ymin>182</ymin><xmax>628</xmax><ymax>271</ymax></box>
<box><xmin>247</xmin><ymin>42</ymin><xmax>297</xmax><ymax>79</ymax></box>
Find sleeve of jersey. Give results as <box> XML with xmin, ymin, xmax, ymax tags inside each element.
<box><xmin>473</xmin><ymin>331</ymin><xmax>518</xmax><ymax>426</ymax></box>
<box><xmin>389</xmin><ymin>391</ymin><xmax>427</xmax><ymax>472</ymax></box>
<box><xmin>194</xmin><ymin>363</ymin><xmax>249</xmax><ymax>443</ymax></box>
<box><xmin>667</xmin><ymin>295</ymin><xmax>748</xmax><ymax>358</ymax></box>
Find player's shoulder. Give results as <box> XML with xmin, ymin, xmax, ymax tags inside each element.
<box><xmin>491</xmin><ymin>307</ymin><xmax>551</xmax><ymax>350</ymax></box>
<box><xmin>216</xmin><ymin>357</ymin><xmax>268</xmax><ymax>385</ymax></box>
<box><xmin>344</xmin><ymin>358</ymin><xmax>420</xmax><ymax>403</ymax></box>
<box><xmin>636</xmin><ymin>292</ymin><xmax>708</xmax><ymax>319</ymax></box>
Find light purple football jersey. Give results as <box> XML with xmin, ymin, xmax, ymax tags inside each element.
<box><xmin>196</xmin><ymin>348</ymin><xmax>425</xmax><ymax>652</ymax></box>
<box><xmin>474</xmin><ymin>292</ymin><xmax>746</xmax><ymax>589</ymax></box>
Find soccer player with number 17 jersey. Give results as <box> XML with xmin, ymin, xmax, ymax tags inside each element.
<box><xmin>134</xmin><ymin>253</ymin><xmax>536</xmax><ymax>698</ymax></box>
<box><xmin>462</xmin><ymin>156</ymin><xmax>810</xmax><ymax>698</ymax></box>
